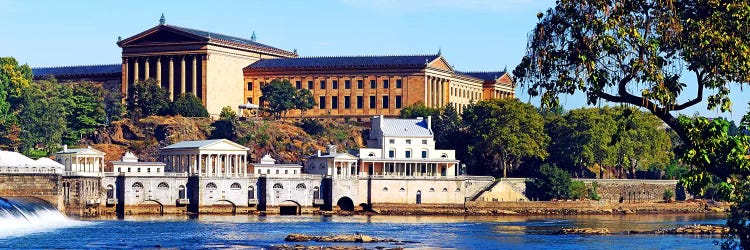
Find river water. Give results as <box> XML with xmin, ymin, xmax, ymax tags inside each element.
<box><xmin>0</xmin><ymin>213</ymin><xmax>728</xmax><ymax>249</ymax></box>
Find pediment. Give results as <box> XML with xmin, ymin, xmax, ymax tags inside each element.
<box><xmin>200</xmin><ymin>139</ymin><xmax>250</xmax><ymax>151</ymax></box>
<box><xmin>119</xmin><ymin>26</ymin><xmax>206</xmax><ymax>46</ymax></box>
<box><xmin>427</xmin><ymin>56</ymin><xmax>454</xmax><ymax>72</ymax></box>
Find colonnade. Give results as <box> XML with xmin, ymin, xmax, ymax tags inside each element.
<box><xmin>332</xmin><ymin>160</ymin><xmax>358</xmax><ymax>179</ymax></box>
<box><xmin>73</xmin><ymin>156</ymin><xmax>105</xmax><ymax>173</ymax></box>
<box><xmin>161</xmin><ymin>153</ymin><xmax>247</xmax><ymax>177</ymax></box>
<box><xmin>123</xmin><ymin>54</ymin><xmax>203</xmax><ymax>101</ymax></box>
<box><xmin>490</xmin><ymin>89</ymin><xmax>514</xmax><ymax>99</ymax></box>
<box><xmin>364</xmin><ymin>162</ymin><xmax>454</xmax><ymax>177</ymax></box>
<box><xmin>425</xmin><ymin>76</ymin><xmax>448</xmax><ymax>108</ymax></box>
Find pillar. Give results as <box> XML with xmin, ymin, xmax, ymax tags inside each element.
<box><xmin>192</xmin><ymin>56</ymin><xmax>197</xmax><ymax>95</ymax></box>
<box><xmin>180</xmin><ymin>56</ymin><xmax>186</xmax><ymax>94</ymax></box>
<box><xmin>144</xmin><ymin>58</ymin><xmax>150</xmax><ymax>80</ymax></box>
<box><xmin>169</xmin><ymin>57</ymin><xmax>174</xmax><ymax>101</ymax></box>
<box><xmin>156</xmin><ymin>57</ymin><xmax>162</xmax><ymax>83</ymax></box>
<box><xmin>133</xmin><ymin>58</ymin><xmax>139</xmax><ymax>83</ymax></box>
<box><xmin>123</xmin><ymin>58</ymin><xmax>129</xmax><ymax>96</ymax></box>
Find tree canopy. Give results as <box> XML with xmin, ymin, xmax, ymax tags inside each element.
<box><xmin>171</xmin><ymin>93</ymin><xmax>208</xmax><ymax>117</ymax></box>
<box><xmin>126</xmin><ymin>79</ymin><xmax>172</xmax><ymax>119</ymax></box>
<box><xmin>260</xmin><ymin>79</ymin><xmax>317</xmax><ymax>119</ymax></box>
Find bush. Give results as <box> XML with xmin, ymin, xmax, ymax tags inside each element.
<box><xmin>171</xmin><ymin>93</ymin><xmax>208</xmax><ymax>117</ymax></box>
<box><xmin>569</xmin><ymin>181</ymin><xmax>588</xmax><ymax>200</ymax></box>
<box><xmin>663</xmin><ymin>189</ymin><xmax>674</xmax><ymax>202</ymax></box>
<box><xmin>527</xmin><ymin>164</ymin><xmax>571</xmax><ymax>200</ymax></box>
<box><xmin>219</xmin><ymin>106</ymin><xmax>237</xmax><ymax>120</ymax></box>
<box><xmin>299</xmin><ymin>118</ymin><xmax>325</xmax><ymax>136</ymax></box>
<box><xmin>589</xmin><ymin>182</ymin><xmax>601</xmax><ymax>201</ymax></box>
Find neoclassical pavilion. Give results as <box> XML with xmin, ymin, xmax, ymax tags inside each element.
<box><xmin>159</xmin><ymin>139</ymin><xmax>250</xmax><ymax>177</ymax></box>
<box><xmin>55</xmin><ymin>145</ymin><xmax>106</xmax><ymax>177</ymax></box>
<box><xmin>306</xmin><ymin>145</ymin><xmax>359</xmax><ymax>179</ymax></box>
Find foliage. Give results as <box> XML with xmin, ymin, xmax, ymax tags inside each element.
<box><xmin>463</xmin><ymin>98</ymin><xmax>549</xmax><ymax>177</ymax></box>
<box><xmin>171</xmin><ymin>93</ymin><xmax>208</xmax><ymax>117</ymax></box>
<box><xmin>16</xmin><ymin>80</ymin><xmax>69</xmax><ymax>154</ymax></box>
<box><xmin>260</xmin><ymin>79</ymin><xmax>298</xmax><ymax>119</ymax></box>
<box><xmin>103</xmin><ymin>86</ymin><xmax>124</xmax><ymax>123</ymax></box>
<box><xmin>126</xmin><ymin>79</ymin><xmax>171</xmax><ymax>119</ymax></box>
<box><xmin>662</xmin><ymin>189</ymin><xmax>674</xmax><ymax>202</ymax></box>
<box><xmin>568</xmin><ymin>181</ymin><xmax>588</xmax><ymax>200</ymax></box>
<box><xmin>299</xmin><ymin>118</ymin><xmax>325</xmax><ymax>136</ymax></box>
<box><xmin>399</xmin><ymin>102</ymin><xmax>439</xmax><ymax>119</ymax></box>
<box><xmin>528</xmin><ymin>164</ymin><xmax>571</xmax><ymax>200</ymax></box>
<box><xmin>0</xmin><ymin>57</ymin><xmax>30</xmax><ymax>150</ymax></box>
<box><xmin>589</xmin><ymin>182</ymin><xmax>601</xmax><ymax>201</ymax></box>
<box><xmin>219</xmin><ymin>106</ymin><xmax>237</xmax><ymax>120</ymax></box>
<box><xmin>63</xmin><ymin>82</ymin><xmax>107</xmax><ymax>144</ymax></box>
<box><xmin>294</xmin><ymin>88</ymin><xmax>316</xmax><ymax>118</ymax></box>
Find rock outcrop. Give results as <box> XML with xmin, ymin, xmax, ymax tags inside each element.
<box><xmin>285</xmin><ymin>234</ymin><xmax>400</xmax><ymax>243</ymax></box>
<box><xmin>556</xmin><ymin>228</ymin><xmax>611</xmax><ymax>235</ymax></box>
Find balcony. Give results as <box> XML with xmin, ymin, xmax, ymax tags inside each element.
<box><xmin>106</xmin><ymin>198</ymin><xmax>118</xmax><ymax>205</ymax></box>
<box><xmin>86</xmin><ymin>199</ymin><xmax>100</xmax><ymax>205</ymax></box>
<box><xmin>313</xmin><ymin>199</ymin><xmax>324</xmax><ymax>205</ymax></box>
<box><xmin>177</xmin><ymin>198</ymin><xmax>190</xmax><ymax>205</ymax></box>
<box><xmin>248</xmin><ymin>199</ymin><xmax>258</xmax><ymax>205</ymax></box>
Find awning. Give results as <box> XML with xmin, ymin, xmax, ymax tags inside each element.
<box><xmin>238</xmin><ymin>103</ymin><xmax>260</xmax><ymax>109</ymax></box>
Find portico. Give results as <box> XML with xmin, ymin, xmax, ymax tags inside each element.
<box><xmin>160</xmin><ymin>139</ymin><xmax>249</xmax><ymax>177</ymax></box>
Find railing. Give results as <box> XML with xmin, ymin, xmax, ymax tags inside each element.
<box><xmin>0</xmin><ymin>166</ymin><xmax>62</xmax><ymax>174</ymax></box>
<box><xmin>177</xmin><ymin>199</ymin><xmax>190</xmax><ymax>205</ymax></box>
<box><xmin>106</xmin><ymin>198</ymin><xmax>118</xmax><ymax>205</ymax></box>
<box><xmin>247</xmin><ymin>199</ymin><xmax>258</xmax><ymax>205</ymax></box>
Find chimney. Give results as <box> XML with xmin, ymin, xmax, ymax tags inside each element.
<box><xmin>317</xmin><ymin>150</ymin><xmax>321</xmax><ymax>157</ymax></box>
<box><xmin>427</xmin><ymin>116</ymin><xmax>432</xmax><ymax>131</ymax></box>
<box><xmin>63</xmin><ymin>144</ymin><xmax>68</xmax><ymax>153</ymax></box>
<box><xmin>327</xmin><ymin>145</ymin><xmax>337</xmax><ymax>155</ymax></box>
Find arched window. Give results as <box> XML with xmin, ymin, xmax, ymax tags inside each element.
<box><xmin>455</xmin><ymin>188</ymin><xmax>461</xmax><ymax>192</ymax></box>
<box><xmin>248</xmin><ymin>186</ymin><xmax>255</xmax><ymax>199</ymax></box>
<box><xmin>273</xmin><ymin>183</ymin><xmax>283</xmax><ymax>190</ymax></box>
<box><xmin>382</xmin><ymin>187</ymin><xmax>389</xmax><ymax>192</ymax></box>
<box><xmin>319</xmin><ymin>163</ymin><xmax>325</xmax><ymax>169</ymax></box>
<box><xmin>441</xmin><ymin>153</ymin><xmax>448</xmax><ymax>159</ymax></box>
<box><xmin>132</xmin><ymin>182</ymin><xmax>143</xmax><ymax>189</ymax></box>
<box><xmin>106</xmin><ymin>185</ymin><xmax>114</xmax><ymax>199</ymax></box>
<box><xmin>313</xmin><ymin>186</ymin><xmax>320</xmax><ymax>199</ymax></box>
<box><xmin>178</xmin><ymin>185</ymin><xmax>186</xmax><ymax>199</ymax></box>
<box><xmin>442</xmin><ymin>188</ymin><xmax>448</xmax><ymax>192</ymax></box>
<box><xmin>206</xmin><ymin>182</ymin><xmax>217</xmax><ymax>190</ymax></box>
<box><xmin>368</xmin><ymin>152</ymin><xmax>375</xmax><ymax>157</ymax></box>
<box><xmin>399</xmin><ymin>187</ymin><xmax>405</xmax><ymax>192</ymax></box>
<box><xmin>230</xmin><ymin>183</ymin><xmax>241</xmax><ymax>190</ymax></box>
<box><xmin>429</xmin><ymin>188</ymin><xmax>435</xmax><ymax>192</ymax></box>
<box><xmin>296</xmin><ymin>183</ymin><xmax>306</xmax><ymax>190</ymax></box>
<box><xmin>157</xmin><ymin>182</ymin><xmax>169</xmax><ymax>189</ymax></box>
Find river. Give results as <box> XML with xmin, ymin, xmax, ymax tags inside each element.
<box><xmin>0</xmin><ymin>213</ymin><xmax>727</xmax><ymax>249</ymax></box>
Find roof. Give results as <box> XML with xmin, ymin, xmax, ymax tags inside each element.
<box><xmin>380</xmin><ymin>118</ymin><xmax>432</xmax><ymax>137</ymax></box>
<box><xmin>161</xmin><ymin>139</ymin><xmax>249</xmax><ymax>150</ymax></box>
<box><xmin>246</xmin><ymin>54</ymin><xmax>440</xmax><ymax>70</ymax></box>
<box><xmin>0</xmin><ymin>151</ymin><xmax>63</xmax><ymax>169</ymax></box>
<box><xmin>56</xmin><ymin>146</ymin><xmax>106</xmax><ymax>155</ymax></box>
<box><xmin>32</xmin><ymin>64</ymin><xmax>121</xmax><ymax>78</ymax></box>
<box><xmin>308</xmin><ymin>152</ymin><xmax>358</xmax><ymax>160</ymax></box>
<box><xmin>457</xmin><ymin>71</ymin><xmax>506</xmax><ymax>81</ymax></box>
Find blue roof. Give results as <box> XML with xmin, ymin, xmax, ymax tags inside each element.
<box><xmin>166</xmin><ymin>25</ymin><xmax>295</xmax><ymax>57</ymax></box>
<box><xmin>457</xmin><ymin>71</ymin><xmax>505</xmax><ymax>81</ymax></box>
<box><xmin>246</xmin><ymin>55</ymin><xmax>440</xmax><ymax>70</ymax></box>
<box><xmin>32</xmin><ymin>64</ymin><xmax>121</xmax><ymax>78</ymax></box>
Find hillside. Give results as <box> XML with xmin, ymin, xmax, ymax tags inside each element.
<box><xmin>88</xmin><ymin>116</ymin><xmax>367</xmax><ymax>164</ymax></box>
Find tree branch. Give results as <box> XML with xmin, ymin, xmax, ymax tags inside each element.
<box><xmin>673</xmin><ymin>70</ymin><xmax>705</xmax><ymax>111</ymax></box>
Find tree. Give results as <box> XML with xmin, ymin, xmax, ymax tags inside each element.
<box><xmin>260</xmin><ymin>79</ymin><xmax>297</xmax><ymax>119</ymax></box>
<box><xmin>527</xmin><ymin>164</ymin><xmax>571</xmax><ymax>200</ymax></box>
<box><xmin>171</xmin><ymin>93</ymin><xmax>208</xmax><ymax>117</ymax></box>
<box><xmin>17</xmin><ymin>80</ymin><xmax>69</xmax><ymax>154</ymax></box>
<box><xmin>63</xmin><ymin>82</ymin><xmax>107</xmax><ymax>144</ymax></box>
<box><xmin>126</xmin><ymin>79</ymin><xmax>171</xmax><ymax>119</ymax></box>
<box><xmin>294</xmin><ymin>88</ymin><xmax>315</xmax><ymax>118</ymax></box>
<box><xmin>514</xmin><ymin>1</ymin><xmax>750</xmax><ymax>247</ymax></box>
<box><xmin>103</xmin><ymin>88</ymin><xmax>124</xmax><ymax>123</ymax></box>
<box><xmin>0</xmin><ymin>57</ymin><xmax>32</xmax><ymax>150</ymax></box>
<box><xmin>462</xmin><ymin>98</ymin><xmax>549</xmax><ymax>177</ymax></box>
<box><xmin>399</xmin><ymin>102</ymin><xmax>439</xmax><ymax>119</ymax></box>
<box><xmin>219</xmin><ymin>106</ymin><xmax>237</xmax><ymax>120</ymax></box>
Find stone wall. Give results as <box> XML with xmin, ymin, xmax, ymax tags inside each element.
<box><xmin>475</xmin><ymin>178</ymin><xmax>681</xmax><ymax>203</ymax></box>
<box><xmin>0</xmin><ymin>174</ymin><xmax>62</xmax><ymax>211</ymax></box>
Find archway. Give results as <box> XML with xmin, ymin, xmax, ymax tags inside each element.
<box><xmin>416</xmin><ymin>190</ymin><xmax>422</xmax><ymax>204</ymax></box>
<box><xmin>213</xmin><ymin>200</ymin><xmax>237</xmax><ymax>214</ymax></box>
<box><xmin>141</xmin><ymin>200</ymin><xmax>164</xmax><ymax>215</ymax></box>
<box><xmin>279</xmin><ymin>200</ymin><xmax>301</xmax><ymax>215</ymax></box>
<box><xmin>336</xmin><ymin>197</ymin><xmax>354</xmax><ymax>211</ymax></box>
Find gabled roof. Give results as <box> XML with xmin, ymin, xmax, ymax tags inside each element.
<box><xmin>380</xmin><ymin>118</ymin><xmax>432</xmax><ymax>137</ymax></box>
<box><xmin>457</xmin><ymin>71</ymin><xmax>506</xmax><ymax>81</ymax></box>
<box><xmin>308</xmin><ymin>152</ymin><xmax>359</xmax><ymax>160</ymax></box>
<box><xmin>246</xmin><ymin>54</ymin><xmax>440</xmax><ymax>70</ymax></box>
<box><xmin>32</xmin><ymin>64</ymin><xmax>121</xmax><ymax>78</ymax></box>
<box><xmin>161</xmin><ymin>139</ymin><xmax>249</xmax><ymax>150</ymax></box>
<box><xmin>118</xmin><ymin>24</ymin><xmax>297</xmax><ymax>58</ymax></box>
<box><xmin>56</xmin><ymin>146</ymin><xmax>106</xmax><ymax>155</ymax></box>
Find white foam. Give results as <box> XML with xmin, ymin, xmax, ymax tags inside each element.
<box><xmin>0</xmin><ymin>206</ymin><xmax>92</xmax><ymax>238</ymax></box>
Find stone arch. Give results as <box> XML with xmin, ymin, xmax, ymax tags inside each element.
<box><xmin>273</xmin><ymin>183</ymin><xmax>283</xmax><ymax>190</ymax></box>
<box><xmin>206</xmin><ymin>182</ymin><xmax>217</xmax><ymax>190</ymax></box>
<box><xmin>279</xmin><ymin>200</ymin><xmax>301</xmax><ymax>215</ymax></box>
<box><xmin>141</xmin><ymin>199</ymin><xmax>164</xmax><ymax>215</ymax></box>
<box><xmin>336</xmin><ymin>197</ymin><xmax>355</xmax><ymax>211</ymax></box>
<box><xmin>296</xmin><ymin>183</ymin><xmax>306</xmax><ymax>190</ymax></box>
<box><xmin>106</xmin><ymin>185</ymin><xmax>115</xmax><ymax>199</ymax></box>
<box><xmin>157</xmin><ymin>182</ymin><xmax>169</xmax><ymax>190</ymax></box>
<box><xmin>213</xmin><ymin>199</ymin><xmax>237</xmax><ymax>214</ymax></box>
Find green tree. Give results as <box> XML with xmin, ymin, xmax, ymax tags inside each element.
<box><xmin>528</xmin><ymin>164</ymin><xmax>571</xmax><ymax>200</ymax></box>
<box><xmin>514</xmin><ymin>1</ymin><xmax>750</xmax><ymax>247</ymax></box>
<box><xmin>294</xmin><ymin>88</ymin><xmax>316</xmax><ymax>118</ymax></box>
<box><xmin>103</xmin><ymin>88</ymin><xmax>124</xmax><ymax>123</ymax></box>
<box><xmin>126</xmin><ymin>79</ymin><xmax>171</xmax><ymax>119</ymax></box>
<box><xmin>219</xmin><ymin>106</ymin><xmax>237</xmax><ymax>120</ymax></box>
<box><xmin>0</xmin><ymin>57</ymin><xmax>31</xmax><ymax>150</ymax></box>
<box><xmin>17</xmin><ymin>80</ymin><xmax>69</xmax><ymax>155</ymax></box>
<box><xmin>462</xmin><ymin>98</ymin><xmax>549</xmax><ymax>177</ymax></box>
<box><xmin>63</xmin><ymin>82</ymin><xmax>107</xmax><ymax>144</ymax></box>
<box><xmin>171</xmin><ymin>93</ymin><xmax>208</xmax><ymax>117</ymax></box>
<box><xmin>399</xmin><ymin>102</ymin><xmax>439</xmax><ymax>119</ymax></box>
<box><xmin>260</xmin><ymin>79</ymin><xmax>297</xmax><ymax>119</ymax></box>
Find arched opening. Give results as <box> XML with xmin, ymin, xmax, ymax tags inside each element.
<box><xmin>279</xmin><ymin>200</ymin><xmax>301</xmax><ymax>215</ymax></box>
<box><xmin>296</xmin><ymin>183</ymin><xmax>306</xmax><ymax>190</ymax></box>
<box><xmin>230</xmin><ymin>183</ymin><xmax>241</xmax><ymax>190</ymax></box>
<box><xmin>178</xmin><ymin>185</ymin><xmax>186</xmax><ymax>199</ymax></box>
<box><xmin>141</xmin><ymin>200</ymin><xmax>164</xmax><ymax>215</ymax></box>
<box><xmin>206</xmin><ymin>182</ymin><xmax>217</xmax><ymax>190</ymax></box>
<box><xmin>213</xmin><ymin>200</ymin><xmax>236</xmax><ymax>214</ymax></box>
<box><xmin>248</xmin><ymin>186</ymin><xmax>255</xmax><ymax>199</ymax></box>
<box><xmin>157</xmin><ymin>182</ymin><xmax>169</xmax><ymax>190</ymax></box>
<box><xmin>106</xmin><ymin>185</ymin><xmax>114</xmax><ymax>199</ymax></box>
<box><xmin>416</xmin><ymin>190</ymin><xmax>422</xmax><ymax>204</ymax></box>
<box><xmin>313</xmin><ymin>186</ymin><xmax>320</xmax><ymax>200</ymax></box>
<box><xmin>336</xmin><ymin>197</ymin><xmax>355</xmax><ymax>211</ymax></box>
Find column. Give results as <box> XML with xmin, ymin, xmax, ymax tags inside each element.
<box><xmin>242</xmin><ymin>155</ymin><xmax>247</xmax><ymax>177</ymax></box>
<box><xmin>192</xmin><ymin>56</ymin><xmax>197</xmax><ymax>95</ymax></box>
<box><xmin>426</xmin><ymin>77</ymin><xmax>431</xmax><ymax>107</ymax></box>
<box><xmin>123</xmin><ymin>58</ymin><xmax>129</xmax><ymax>96</ymax></box>
<box><xmin>144</xmin><ymin>58</ymin><xmax>150</xmax><ymax>80</ymax></box>
<box><xmin>180</xmin><ymin>56</ymin><xmax>186</xmax><ymax>94</ymax></box>
<box><xmin>439</xmin><ymin>80</ymin><xmax>444</xmax><ymax>107</ymax></box>
<box><xmin>156</xmin><ymin>57</ymin><xmax>162</xmax><ymax>83</ymax></box>
<box><xmin>133</xmin><ymin>58</ymin><xmax>139</xmax><ymax>83</ymax></box>
<box><xmin>169</xmin><ymin>57</ymin><xmax>174</xmax><ymax>101</ymax></box>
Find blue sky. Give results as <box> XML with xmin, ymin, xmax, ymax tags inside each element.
<box><xmin>0</xmin><ymin>0</ymin><xmax>746</xmax><ymax>121</ymax></box>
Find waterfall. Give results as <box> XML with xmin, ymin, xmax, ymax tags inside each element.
<box><xmin>0</xmin><ymin>197</ymin><xmax>88</xmax><ymax>238</ymax></box>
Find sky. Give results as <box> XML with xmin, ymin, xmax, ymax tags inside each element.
<box><xmin>0</xmin><ymin>0</ymin><xmax>747</xmax><ymax>121</ymax></box>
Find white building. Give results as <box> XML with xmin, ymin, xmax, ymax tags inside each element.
<box><xmin>0</xmin><ymin>151</ymin><xmax>63</xmax><ymax>174</ymax></box>
<box><xmin>358</xmin><ymin>115</ymin><xmax>459</xmax><ymax>177</ymax></box>
<box><xmin>251</xmin><ymin>154</ymin><xmax>302</xmax><ymax>177</ymax></box>
<box><xmin>111</xmin><ymin>152</ymin><xmax>166</xmax><ymax>176</ymax></box>
<box><xmin>159</xmin><ymin>139</ymin><xmax>249</xmax><ymax>177</ymax></box>
<box><xmin>55</xmin><ymin>145</ymin><xmax>106</xmax><ymax>177</ymax></box>
<box><xmin>306</xmin><ymin>145</ymin><xmax>359</xmax><ymax>179</ymax></box>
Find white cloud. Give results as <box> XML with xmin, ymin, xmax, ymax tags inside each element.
<box><xmin>339</xmin><ymin>0</ymin><xmax>538</xmax><ymax>13</ymax></box>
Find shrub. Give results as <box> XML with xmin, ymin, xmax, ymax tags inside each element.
<box><xmin>171</xmin><ymin>93</ymin><xmax>208</xmax><ymax>117</ymax></box>
<box><xmin>299</xmin><ymin>118</ymin><xmax>325</xmax><ymax>136</ymax></box>
<box><xmin>219</xmin><ymin>106</ymin><xmax>237</xmax><ymax>120</ymax></box>
<box><xmin>527</xmin><ymin>164</ymin><xmax>571</xmax><ymax>200</ymax></box>
<box><xmin>663</xmin><ymin>189</ymin><xmax>674</xmax><ymax>202</ymax></box>
<box><xmin>588</xmin><ymin>182</ymin><xmax>601</xmax><ymax>201</ymax></box>
<box><xmin>569</xmin><ymin>181</ymin><xmax>587</xmax><ymax>200</ymax></box>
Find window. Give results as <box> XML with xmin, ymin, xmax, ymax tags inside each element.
<box><xmin>117</xmin><ymin>167</ymin><xmax>121</xmax><ymax>172</ymax></box>
<box><xmin>429</xmin><ymin>188</ymin><xmax>435</xmax><ymax>192</ymax></box>
<box><xmin>422</xmin><ymin>150</ymin><xmax>428</xmax><ymax>158</ymax></box>
<box><xmin>344</xmin><ymin>80</ymin><xmax>351</xmax><ymax>89</ymax></box>
<box><xmin>137</xmin><ymin>168</ymin><xmax>141</xmax><ymax>172</ymax></box>
<box><xmin>179</xmin><ymin>185</ymin><xmax>187</xmax><ymax>199</ymax></box>
<box><xmin>230</xmin><ymin>183</ymin><xmax>241</xmax><ymax>190</ymax></box>
<box><xmin>388</xmin><ymin>150</ymin><xmax>395</xmax><ymax>158</ymax></box>
<box><xmin>331</xmin><ymin>96</ymin><xmax>338</xmax><ymax>109</ymax></box>
<box><xmin>399</xmin><ymin>187</ymin><xmax>406</xmax><ymax>192</ymax></box>
<box><xmin>395</xmin><ymin>95</ymin><xmax>402</xmax><ymax>108</ymax></box>
<box><xmin>356</xmin><ymin>96</ymin><xmax>363</xmax><ymax>109</ymax></box>
<box><xmin>383</xmin><ymin>187</ymin><xmax>389</xmax><ymax>192</ymax></box>
<box><xmin>147</xmin><ymin>168</ymin><xmax>151</xmax><ymax>173</ymax></box>
<box><xmin>441</xmin><ymin>153</ymin><xmax>448</xmax><ymax>159</ymax></box>
<box><xmin>344</xmin><ymin>96</ymin><xmax>351</xmax><ymax>109</ymax></box>
<box><xmin>257</xmin><ymin>169</ymin><xmax>262</xmax><ymax>174</ymax></box>
<box><xmin>206</xmin><ymin>182</ymin><xmax>217</xmax><ymax>190</ymax></box>
<box><xmin>319</xmin><ymin>96</ymin><xmax>326</xmax><ymax>109</ymax></box>
<box><xmin>285</xmin><ymin>170</ymin><xmax>288</xmax><ymax>174</ymax></box>
<box><xmin>370</xmin><ymin>80</ymin><xmax>376</xmax><ymax>89</ymax></box>
<box><xmin>247</xmin><ymin>97</ymin><xmax>252</xmax><ymax>104</ymax></box>
<box><xmin>455</xmin><ymin>188</ymin><xmax>461</xmax><ymax>192</ymax></box>
<box><xmin>442</xmin><ymin>188</ymin><xmax>448</xmax><ymax>192</ymax></box>
<box><xmin>369</xmin><ymin>96</ymin><xmax>376</xmax><ymax>108</ymax></box>
<box><xmin>276</xmin><ymin>169</ymin><xmax>279</xmax><ymax>174</ymax></box>
<box><xmin>295</xmin><ymin>81</ymin><xmax>301</xmax><ymax>89</ymax></box>
<box><xmin>307</xmin><ymin>80</ymin><xmax>313</xmax><ymax>89</ymax></box>
<box><xmin>332</xmin><ymin>80</ymin><xmax>338</xmax><ymax>89</ymax></box>
<box><xmin>383</xmin><ymin>80</ymin><xmax>389</xmax><ymax>88</ymax></box>
<box><xmin>267</xmin><ymin>169</ymin><xmax>270</xmax><ymax>174</ymax></box>
<box><xmin>406</xmin><ymin>139</ymin><xmax>411</xmax><ymax>144</ymax></box>
<box><xmin>382</xmin><ymin>96</ymin><xmax>389</xmax><ymax>108</ymax></box>
<box><xmin>157</xmin><ymin>182</ymin><xmax>169</xmax><ymax>189</ymax></box>
<box><xmin>296</xmin><ymin>183</ymin><xmax>306</xmax><ymax>190</ymax></box>
<box><xmin>320</xmin><ymin>80</ymin><xmax>326</xmax><ymax>89</ymax></box>
<box><xmin>357</xmin><ymin>80</ymin><xmax>363</xmax><ymax>89</ymax></box>
<box><xmin>273</xmin><ymin>183</ymin><xmax>283</xmax><ymax>190</ymax></box>
<box><xmin>313</xmin><ymin>186</ymin><xmax>320</xmax><ymax>199</ymax></box>
<box><xmin>389</xmin><ymin>139</ymin><xmax>395</xmax><ymax>144</ymax></box>
<box><xmin>396</xmin><ymin>79</ymin><xmax>402</xmax><ymax>88</ymax></box>
<box><xmin>248</xmin><ymin>186</ymin><xmax>255</xmax><ymax>199</ymax></box>
<box><xmin>247</xmin><ymin>82</ymin><xmax>253</xmax><ymax>91</ymax></box>
<box><xmin>132</xmin><ymin>182</ymin><xmax>143</xmax><ymax>189</ymax></box>
<box><xmin>422</xmin><ymin>140</ymin><xmax>428</xmax><ymax>144</ymax></box>
<box><xmin>405</xmin><ymin>150</ymin><xmax>411</xmax><ymax>158</ymax></box>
